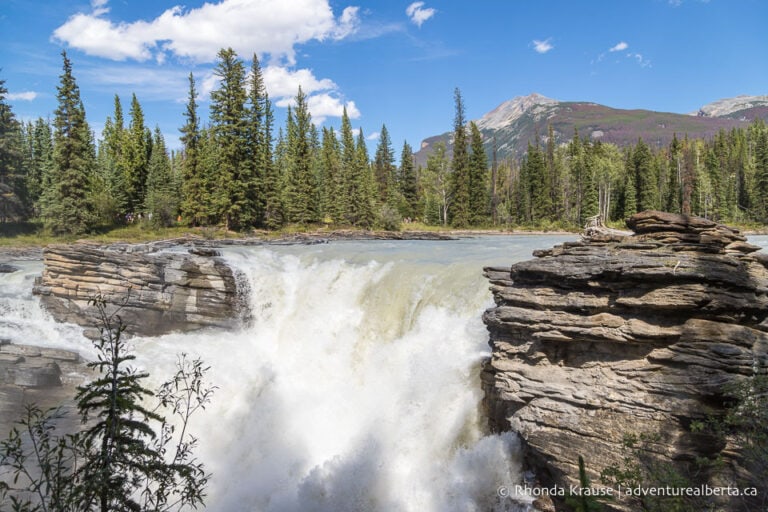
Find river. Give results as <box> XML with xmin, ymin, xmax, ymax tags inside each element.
<box><xmin>6</xmin><ymin>234</ymin><xmax>764</xmax><ymax>511</ymax></box>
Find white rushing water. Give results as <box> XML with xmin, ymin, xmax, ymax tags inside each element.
<box><xmin>1</xmin><ymin>236</ymin><xmax>568</xmax><ymax>511</ymax></box>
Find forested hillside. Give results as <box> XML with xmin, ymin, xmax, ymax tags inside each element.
<box><xmin>1</xmin><ymin>50</ymin><xmax>767</xmax><ymax>235</ymax></box>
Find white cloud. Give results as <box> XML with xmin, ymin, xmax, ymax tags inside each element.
<box><xmin>629</xmin><ymin>53</ymin><xmax>652</xmax><ymax>68</ymax></box>
<box><xmin>532</xmin><ymin>38</ymin><xmax>554</xmax><ymax>54</ymax></box>
<box><xmin>609</xmin><ymin>41</ymin><xmax>628</xmax><ymax>52</ymax></box>
<box><xmin>366</xmin><ymin>131</ymin><xmax>380</xmax><ymax>141</ymax></box>
<box><xmin>260</xmin><ymin>65</ymin><xmax>358</xmax><ymax>124</ymax></box>
<box><xmin>52</xmin><ymin>0</ymin><xmax>360</xmax><ymax>64</ymax></box>
<box><xmin>91</xmin><ymin>0</ymin><xmax>109</xmax><ymax>16</ymax></box>
<box><xmin>6</xmin><ymin>91</ymin><xmax>38</xmax><ymax>101</ymax></box>
<box><xmin>405</xmin><ymin>2</ymin><xmax>436</xmax><ymax>27</ymax></box>
<box><xmin>333</xmin><ymin>6</ymin><xmax>361</xmax><ymax>39</ymax></box>
<box><xmin>308</xmin><ymin>95</ymin><xmax>360</xmax><ymax>124</ymax></box>
<box><xmin>275</xmin><ymin>93</ymin><xmax>359</xmax><ymax>125</ymax></box>
<box><xmin>262</xmin><ymin>66</ymin><xmax>336</xmax><ymax>98</ymax></box>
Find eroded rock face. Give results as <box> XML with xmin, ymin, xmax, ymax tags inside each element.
<box><xmin>0</xmin><ymin>341</ymin><xmax>85</xmax><ymax>436</ymax></box>
<box><xmin>33</xmin><ymin>242</ymin><xmax>246</xmax><ymax>337</ymax></box>
<box><xmin>482</xmin><ymin>211</ymin><xmax>768</xmax><ymax>510</ymax></box>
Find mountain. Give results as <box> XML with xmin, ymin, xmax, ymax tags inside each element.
<box><xmin>414</xmin><ymin>93</ymin><xmax>768</xmax><ymax>166</ymax></box>
<box><xmin>692</xmin><ymin>94</ymin><xmax>768</xmax><ymax>120</ymax></box>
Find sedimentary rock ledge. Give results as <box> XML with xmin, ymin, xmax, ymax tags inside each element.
<box><xmin>0</xmin><ymin>341</ymin><xmax>85</xmax><ymax>436</ymax></box>
<box><xmin>33</xmin><ymin>242</ymin><xmax>246</xmax><ymax>338</ymax></box>
<box><xmin>482</xmin><ymin>210</ymin><xmax>768</xmax><ymax>511</ymax></box>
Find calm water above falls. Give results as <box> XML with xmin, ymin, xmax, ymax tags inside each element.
<box><xmin>4</xmin><ymin>235</ymin><xmax>766</xmax><ymax>511</ymax></box>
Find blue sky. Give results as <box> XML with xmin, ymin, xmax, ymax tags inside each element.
<box><xmin>2</xmin><ymin>0</ymin><xmax>767</xmax><ymax>154</ymax></box>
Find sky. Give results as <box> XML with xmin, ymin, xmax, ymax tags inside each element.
<box><xmin>2</xmin><ymin>0</ymin><xmax>767</xmax><ymax>155</ymax></box>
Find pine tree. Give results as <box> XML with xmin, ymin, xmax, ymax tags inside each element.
<box><xmin>284</xmin><ymin>88</ymin><xmax>319</xmax><ymax>224</ymax></box>
<box><xmin>524</xmin><ymin>138</ymin><xmax>549</xmax><ymax>222</ymax></box>
<box><xmin>399</xmin><ymin>141</ymin><xmax>418</xmax><ymax>219</ymax></box>
<box><xmin>449</xmin><ymin>88</ymin><xmax>470</xmax><ymax>227</ymax></box>
<box><xmin>260</xmin><ymin>93</ymin><xmax>281</xmax><ymax>229</ymax></box>
<box><xmin>74</xmin><ymin>297</ymin><xmax>211</xmax><ymax>511</ymax></box>
<box><xmin>27</xmin><ymin>118</ymin><xmax>54</xmax><ymax>217</ymax></box>
<box><xmin>581</xmin><ymin>143</ymin><xmax>599</xmax><ymax>221</ymax></box>
<box><xmin>373</xmin><ymin>124</ymin><xmax>396</xmax><ymax>204</ymax></box>
<box><xmin>0</xmin><ymin>75</ymin><xmax>26</xmax><ymax>221</ymax></box>
<box><xmin>209</xmin><ymin>48</ymin><xmax>250</xmax><ymax>230</ymax></box>
<box><xmin>666</xmin><ymin>133</ymin><xmax>682</xmax><ymax>213</ymax></box>
<box><xmin>754</xmin><ymin>127</ymin><xmax>768</xmax><ymax>221</ymax></box>
<box><xmin>42</xmin><ymin>51</ymin><xmax>95</xmax><ymax>234</ymax></box>
<box><xmin>320</xmin><ymin>127</ymin><xmax>343</xmax><ymax>223</ymax></box>
<box><xmin>547</xmin><ymin>124</ymin><xmax>564</xmax><ymax>220</ymax></box>
<box><xmin>180</xmin><ymin>73</ymin><xmax>205</xmax><ymax>225</ymax></box>
<box><xmin>145</xmin><ymin>127</ymin><xmax>177</xmax><ymax>226</ymax></box>
<box><xmin>354</xmin><ymin>129</ymin><xmax>376</xmax><ymax>228</ymax></box>
<box><xmin>633</xmin><ymin>139</ymin><xmax>657</xmax><ymax>212</ymax></box>
<box><xmin>339</xmin><ymin>106</ymin><xmax>357</xmax><ymax>224</ymax></box>
<box><xmin>246</xmin><ymin>53</ymin><xmax>268</xmax><ymax>226</ymax></box>
<box><xmin>124</xmin><ymin>93</ymin><xmax>150</xmax><ymax>213</ymax></box>
<box><xmin>622</xmin><ymin>149</ymin><xmax>638</xmax><ymax>218</ymax></box>
<box><xmin>468</xmin><ymin>121</ymin><xmax>489</xmax><ymax>225</ymax></box>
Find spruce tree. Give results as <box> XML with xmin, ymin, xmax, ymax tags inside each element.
<box><xmin>0</xmin><ymin>76</ymin><xmax>26</xmax><ymax>221</ymax></box>
<box><xmin>209</xmin><ymin>48</ymin><xmax>250</xmax><ymax>230</ymax></box>
<box><xmin>145</xmin><ymin>127</ymin><xmax>177</xmax><ymax>226</ymax></box>
<box><xmin>633</xmin><ymin>139</ymin><xmax>657</xmax><ymax>212</ymax></box>
<box><xmin>399</xmin><ymin>141</ymin><xmax>418</xmax><ymax>219</ymax></box>
<box><xmin>622</xmin><ymin>149</ymin><xmax>638</xmax><ymax>218</ymax></box>
<box><xmin>247</xmin><ymin>53</ymin><xmax>268</xmax><ymax>226</ymax></box>
<box><xmin>43</xmin><ymin>51</ymin><xmax>95</xmax><ymax>234</ymax></box>
<box><xmin>179</xmin><ymin>73</ymin><xmax>205</xmax><ymax>225</ymax></box>
<box><xmin>339</xmin><ymin>107</ymin><xmax>357</xmax><ymax>223</ymax></box>
<box><xmin>526</xmin><ymin>139</ymin><xmax>549</xmax><ymax>222</ymax></box>
<box><xmin>354</xmin><ymin>128</ymin><xmax>376</xmax><ymax>228</ymax></box>
<box><xmin>373</xmin><ymin>124</ymin><xmax>396</xmax><ymax>204</ymax></box>
<box><xmin>27</xmin><ymin>118</ymin><xmax>54</xmax><ymax>217</ymax></box>
<box><xmin>666</xmin><ymin>133</ymin><xmax>682</xmax><ymax>213</ymax></box>
<box><xmin>547</xmin><ymin>124</ymin><xmax>564</xmax><ymax>220</ymax></box>
<box><xmin>449</xmin><ymin>88</ymin><xmax>470</xmax><ymax>227</ymax></box>
<box><xmin>754</xmin><ymin>128</ymin><xmax>768</xmax><ymax>221</ymax></box>
<box><xmin>260</xmin><ymin>94</ymin><xmax>282</xmax><ymax>229</ymax></box>
<box><xmin>320</xmin><ymin>127</ymin><xmax>344</xmax><ymax>223</ymax></box>
<box><xmin>124</xmin><ymin>93</ymin><xmax>150</xmax><ymax>214</ymax></box>
<box><xmin>468</xmin><ymin>121</ymin><xmax>489</xmax><ymax>224</ymax></box>
<box><xmin>284</xmin><ymin>88</ymin><xmax>319</xmax><ymax>224</ymax></box>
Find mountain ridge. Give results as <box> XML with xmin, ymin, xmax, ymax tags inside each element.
<box><xmin>414</xmin><ymin>93</ymin><xmax>768</xmax><ymax>166</ymax></box>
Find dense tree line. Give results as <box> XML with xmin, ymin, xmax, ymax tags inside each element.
<box><xmin>2</xmin><ymin>50</ymin><xmax>768</xmax><ymax>235</ymax></box>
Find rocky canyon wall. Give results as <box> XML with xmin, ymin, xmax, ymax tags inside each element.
<box><xmin>482</xmin><ymin>211</ymin><xmax>768</xmax><ymax>511</ymax></box>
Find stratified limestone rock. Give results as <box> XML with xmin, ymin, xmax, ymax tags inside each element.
<box><xmin>33</xmin><ymin>242</ymin><xmax>247</xmax><ymax>337</ymax></box>
<box><xmin>0</xmin><ymin>343</ymin><xmax>86</xmax><ymax>436</ymax></box>
<box><xmin>482</xmin><ymin>211</ymin><xmax>768</xmax><ymax>511</ymax></box>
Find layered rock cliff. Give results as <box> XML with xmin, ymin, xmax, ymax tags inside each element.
<box><xmin>0</xmin><ymin>341</ymin><xmax>85</xmax><ymax>436</ymax></box>
<box><xmin>482</xmin><ymin>211</ymin><xmax>768</xmax><ymax>510</ymax></box>
<box><xmin>33</xmin><ymin>242</ymin><xmax>246</xmax><ymax>337</ymax></box>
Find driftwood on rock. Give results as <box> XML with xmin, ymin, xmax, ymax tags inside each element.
<box><xmin>483</xmin><ymin>210</ymin><xmax>767</xmax><ymax>511</ymax></box>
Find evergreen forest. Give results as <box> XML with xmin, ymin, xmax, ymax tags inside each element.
<box><xmin>2</xmin><ymin>49</ymin><xmax>768</xmax><ymax>236</ymax></box>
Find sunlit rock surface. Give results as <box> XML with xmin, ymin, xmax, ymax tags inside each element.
<box><xmin>33</xmin><ymin>242</ymin><xmax>246</xmax><ymax>337</ymax></box>
<box><xmin>482</xmin><ymin>210</ymin><xmax>768</xmax><ymax>511</ymax></box>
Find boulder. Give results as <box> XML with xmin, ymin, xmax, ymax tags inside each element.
<box><xmin>482</xmin><ymin>210</ymin><xmax>768</xmax><ymax>511</ymax></box>
<box><xmin>33</xmin><ymin>242</ymin><xmax>248</xmax><ymax>338</ymax></box>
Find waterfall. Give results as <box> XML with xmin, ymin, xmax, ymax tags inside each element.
<box><xmin>0</xmin><ymin>236</ymin><xmax>578</xmax><ymax>511</ymax></box>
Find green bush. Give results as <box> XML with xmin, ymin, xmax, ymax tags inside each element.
<box><xmin>0</xmin><ymin>295</ymin><xmax>214</xmax><ymax>511</ymax></box>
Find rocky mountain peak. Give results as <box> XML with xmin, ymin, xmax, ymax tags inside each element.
<box><xmin>694</xmin><ymin>94</ymin><xmax>768</xmax><ymax>117</ymax></box>
<box><xmin>475</xmin><ymin>92</ymin><xmax>559</xmax><ymax>130</ymax></box>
